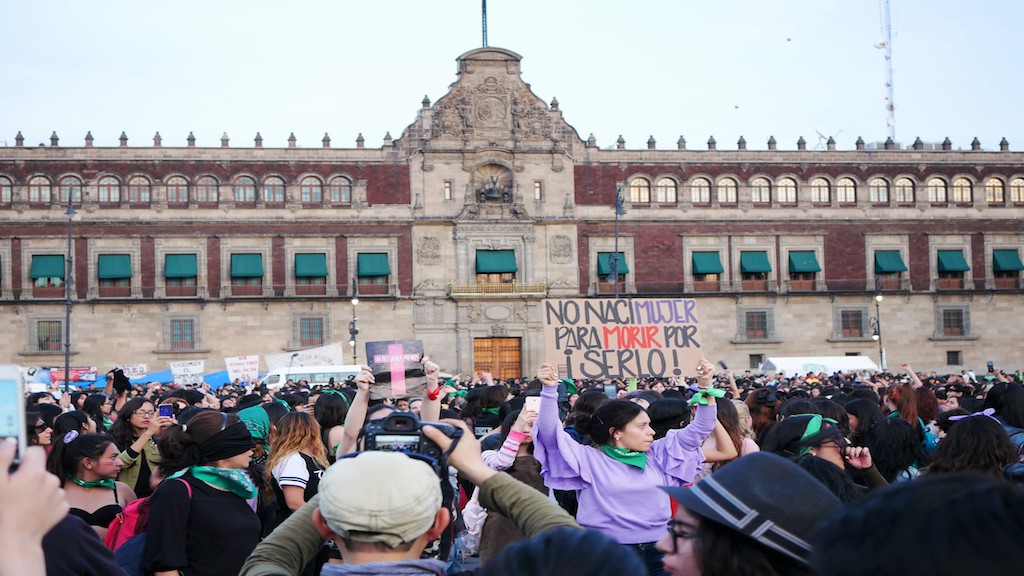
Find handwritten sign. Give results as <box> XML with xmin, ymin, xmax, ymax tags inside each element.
<box><xmin>120</xmin><ymin>364</ymin><xmax>148</xmax><ymax>380</ymax></box>
<box><xmin>225</xmin><ymin>355</ymin><xmax>260</xmax><ymax>382</ymax></box>
<box><xmin>543</xmin><ymin>298</ymin><xmax>703</xmax><ymax>379</ymax></box>
<box><xmin>365</xmin><ymin>340</ymin><xmax>425</xmax><ymax>399</ymax></box>
<box><xmin>169</xmin><ymin>360</ymin><xmax>205</xmax><ymax>386</ymax></box>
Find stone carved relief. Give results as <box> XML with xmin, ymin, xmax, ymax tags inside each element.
<box><xmin>416</xmin><ymin>237</ymin><xmax>441</xmax><ymax>265</ymax></box>
<box><xmin>491</xmin><ymin>324</ymin><xmax>508</xmax><ymax>337</ymax></box>
<box><xmin>467</xmin><ymin>304</ymin><xmax>482</xmax><ymax>323</ymax></box>
<box><xmin>549</xmin><ymin>235</ymin><xmax>573</xmax><ymax>264</ymax></box>
<box><xmin>514</xmin><ymin>303</ymin><xmax>528</xmax><ymax>322</ymax></box>
<box><xmin>430</xmin><ymin>78</ymin><xmax>551</xmax><ymax>140</ymax></box>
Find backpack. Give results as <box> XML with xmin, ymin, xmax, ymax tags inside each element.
<box><xmin>105</xmin><ymin>478</ymin><xmax>192</xmax><ymax>576</ymax></box>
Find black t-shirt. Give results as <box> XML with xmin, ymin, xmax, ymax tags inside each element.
<box><xmin>43</xmin><ymin>515</ymin><xmax>124</xmax><ymax>576</ymax></box>
<box><xmin>144</xmin><ymin>471</ymin><xmax>261</xmax><ymax>576</ymax></box>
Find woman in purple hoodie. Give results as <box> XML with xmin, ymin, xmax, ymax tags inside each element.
<box><xmin>533</xmin><ymin>359</ymin><xmax>725</xmax><ymax>576</ymax></box>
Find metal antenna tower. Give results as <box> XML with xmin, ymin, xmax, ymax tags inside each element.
<box><xmin>482</xmin><ymin>0</ymin><xmax>488</xmax><ymax>47</ymax></box>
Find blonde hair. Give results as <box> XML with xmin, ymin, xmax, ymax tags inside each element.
<box><xmin>732</xmin><ymin>399</ymin><xmax>755</xmax><ymax>440</ymax></box>
<box><xmin>265</xmin><ymin>412</ymin><xmax>329</xmax><ymax>485</ymax></box>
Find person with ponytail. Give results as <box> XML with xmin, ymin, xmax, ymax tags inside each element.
<box><xmin>533</xmin><ymin>358</ymin><xmax>724</xmax><ymax>576</ymax></box>
<box><xmin>45</xmin><ymin>431</ymin><xmax>137</xmax><ymax>539</ymax></box>
<box><xmin>313</xmin><ymin>390</ymin><xmax>352</xmax><ymax>462</ymax></box>
<box><xmin>144</xmin><ymin>410</ymin><xmax>259</xmax><ymax>576</ymax></box>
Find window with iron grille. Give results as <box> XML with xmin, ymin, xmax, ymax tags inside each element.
<box><xmin>941</xmin><ymin>308</ymin><xmax>965</xmax><ymax>337</ymax></box>
<box><xmin>299</xmin><ymin>317</ymin><xmax>324</xmax><ymax>347</ymax></box>
<box><xmin>946</xmin><ymin>350</ymin><xmax>962</xmax><ymax>366</ymax></box>
<box><xmin>840</xmin><ymin>310</ymin><xmax>865</xmax><ymax>338</ymax></box>
<box><xmin>167</xmin><ymin>317</ymin><xmax>198</xmax><ymax>351</ymax></box>
<box><xmin>35</xmin><ymin>319</ymin><xmax>63</xmax><ymax>352</ymax></box>
<box><xmin>740</xmin><ymin>310</ymin><xmax>772</xmax><ymax>340</ymax></box>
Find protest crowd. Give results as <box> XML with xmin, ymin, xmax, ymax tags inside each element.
<box><xmin>5</xmin><ymin>352</ymin><xmax>1024</xmax><ymax>576</ymax></box>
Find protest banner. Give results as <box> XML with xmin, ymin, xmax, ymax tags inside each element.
<box><xmin>119</xmin><ymin>364</ymin><xmax>148</xmax><ymax>380</ymax></box>
<box><xmin>224</xmin><ymin>355</ymin><xmax>260</xmax><ymax>382</ymax></box>
<box><xmin>542</xmin><ymin>298</ymin><xmax>703</xmax><ymax>379</ymax></box>
<box><xmin>49</xmin><ymin>367</ymin><xmax>98</xmax><ymax>384</ymax></box>
<box><xmin>365</xmin><ymin>340</ymin><xmax>425</xmax><ymax>399</ymax></box>
<box><xmin>169</xmin><ymin>360</ymin><xmax>205</xmax><ymax>386</ymax></box>
<box><xmin>265</xmin><ymin>342</ymin><xmax>345</xmax><ymax>371</ymax></box>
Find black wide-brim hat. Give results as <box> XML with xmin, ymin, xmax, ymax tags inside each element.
<box><xmin>660</xmin><ymin>452</ymin><xmax>841</xmax><ymax>564</ymax></box>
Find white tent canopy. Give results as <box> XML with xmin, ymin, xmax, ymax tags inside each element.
<box><xmin>762</xmin><ymin>356</ymin><xmax>879</xmax><ymax>376</ymax></box>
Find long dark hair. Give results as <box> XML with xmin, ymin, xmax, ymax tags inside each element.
<box><xmin>922</xmin><ymin>416</ymin><xmax>1017</xmax><ymax>477</ymax></box>
<box><xmin>564</xmin><ymin>390</ymin><xmax>610</xmax><ymax>434</ymax></box>
<box><xmin>81</xmin><ymin>394</ymin><xmax>110</xmax><ymax>433</ymax></box>
<box><xmin>984</xmin><ymin>382</ymin><xmax>1024</xmax><ymax>429</ymax></box>
<box><xmin>647</xmin><ymin>398</ymin><xmax>691</xmax><ymax>440</ymax></box>
<box><xmin>46</xmin><ymin>433</ymin><xmax>116</xmax><ymax>487</ymax></box>
<box><xmin>108</xmin><ymin>397</ymin><xmax>155</xmax><ymax>450</ymax></box>
<box><xmin>158</xmin><ymin>411</ymin><xmax>242</xmax><ymax>474</ymax></box>
<box><xmin>583</xmin><ymin>400</ymin><xmax>643</xmax><ymax>446</ymax></box>
<box><xmin>713</xmin><ymin>398</ymin><xmax>744</xmax><ymax>471</ymax></box>
<box><xmin>864</xmin><ymin>417</ymin><xmax>926</xmax><ymax>482</ymax></box>
<box><xmin>844</xmin><ymin>398</ymin><xmax>885</xmax><ymax>446</ymax></box>
<box><xmin>793</xmin><ymin>455</ymin><xmax>861</xmax><ymax>503</ymax></box>
<box><xmin>52</xmin><ymin>411</ymin><xmax>92</xmax><ymax>437</ymax></box>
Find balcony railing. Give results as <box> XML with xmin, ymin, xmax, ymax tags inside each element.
<box><xmin>449</xmin><ymin>280</ymin><xmax>547</xmax><ymax>296</ymax></box>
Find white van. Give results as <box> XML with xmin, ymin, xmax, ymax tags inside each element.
<box><xmin>259</xmin><ymin>365</ymin><xmax>362</xmax><ymax>390</ymax></box>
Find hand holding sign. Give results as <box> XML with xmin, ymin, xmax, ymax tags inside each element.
<box><xmin>536</xmin><ymin>363</ymin><xmax>559</xmax><ymax>388</ymax></box>
<box><xmin>353</xmin><ymin>366</ymin><xmax>374</xmax><ymax>393</ymax></box>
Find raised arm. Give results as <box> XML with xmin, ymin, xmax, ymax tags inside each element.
<box><xmin>481</xmin><ymin>408</ymin><xmax>535</xmax><ymax>470</ymax></box>
<box><xmin>419</xmin><ymin>356</ymin><xmax>442</xmax><ymax>423</ymax></box>
<box><xmin>337</xmin><ymin>366</ymin><xmax>373</xmax><ymax>458</ymax></box>
<box><xmin>530</xmin><ymin>363</ymin><xmax>591</xmax><ymax>489</ymax></box>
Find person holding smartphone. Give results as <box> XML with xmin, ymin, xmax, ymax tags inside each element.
<box><xmin>532</xmin><ymin>357</ymin><xmax>727</xmax><ymax>576</ymax></box>
<box><xmin>109</xmin><ymin>397</ymin><xmax>174</xmax><ymax>497</ymax></box>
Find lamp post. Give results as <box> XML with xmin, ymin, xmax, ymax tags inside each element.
<box><xmin>608</xmin><ymin>186</ymin><xmax>626</xmax><ymax>298</ymax></box>
<box><xmin>869</xmin><ymin>292</ymin><xmax>885</xmax><ymax>370</ymax></box>
<box><xmin>348</xmin><ymin>278</ymin><xmax>359</xmax><ymax>364</ymax></box>
<box><xmin>63</xmin><ymin>193</ymin><xmax>76</xmax><ymax>392</ymax></box>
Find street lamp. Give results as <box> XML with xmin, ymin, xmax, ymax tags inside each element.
<box><xmin>608</xmin><ymin>186</ymin><xmax>626</xmax><ymax>298</ymax></box>
<box><xmin>869</xmin><ymin>292</ymin><xmax>885</xmax><ymax>370</ymax></box>
<box><xmin>348</xmin><ymin>278</ymin><xmax>359</xmax><ymax>364</ymax></box>
<box><xmin>63</xmin><ymin>193</ymin><xmax>76</xmax><ymax>392</ymax></box>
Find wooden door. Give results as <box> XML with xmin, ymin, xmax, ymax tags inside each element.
<box><xmin>473</xmin><ymin>337</ymin><xmax>522</xmax><ymax>380</ymax></box>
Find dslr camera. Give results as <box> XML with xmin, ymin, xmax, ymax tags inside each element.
<box><xmin>362</xmin><ymin>412</ymin><xmax>462</xmax><ymax>477</ymax></box>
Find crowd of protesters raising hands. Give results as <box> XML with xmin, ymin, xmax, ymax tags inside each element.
<box><xmin>7</xmin><ymin>353</ymin><xmax>1024</xmax><ymax>576</ymax></box>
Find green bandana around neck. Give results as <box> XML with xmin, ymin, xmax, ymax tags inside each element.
<box><xmin>170</xmin><ymin>466</ymin><xmax>257</xmax><ymax>499</ymax></box>
<box><xmin>601</xmin><ymin>444</ymin><xmax>648</xmax><ymax>470</ymax></box>
<box><xmin>68</xmin><ymin>476</ymin><xmax>117</xmax><ymax>490</ymax></box>
<box><xmin>482</xmin><ymin>407</ymin><xmax>500</xmax><ymax>416</ymax></box>
<box><xmin>102</xmin><ymin>416</ymin><xmax>113</xmax><ymax>430</ymax></box>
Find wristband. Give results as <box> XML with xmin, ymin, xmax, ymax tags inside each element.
<box><xmin>508</xmin><ymin>430</ymin><xmax>529</xmax><ymax>442</ymax></box>
<box><xmin>427</xmin><ymin>386</ymin><xmax>442</xmax><ymax>401</ymax></box>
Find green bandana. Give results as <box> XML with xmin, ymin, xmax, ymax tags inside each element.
<box><xmin>795</xmin><ymin>414</ymin><xmax>839</xmax><ymax>457</ymax></box>
<box><xmin>687</xmin><ymin>387</ymin><xmax>726</xmax><ymax>406</ymax></box>
<box><xmin>482</xmin><ymin>407</ymin><xmax>500</xmax><ymax>416</ymax></box>
<box><xmin>170</xmin><ymin>466</ymin><xmax>257</xmax><ymax>499</ymax></box>
<box><xmin>102</xmin><ymin>416</ymin><xmax>113</xmax><ymax>430</ymax></box>
<box><xmin>601</xmin><ymin>444</ymin><xmax>648</xmax><ymax>470</ymax></box>
<box><xmin>68</xmin><ymin>476</ymin><xmax>117</xmax><ymax>490</ymax></box>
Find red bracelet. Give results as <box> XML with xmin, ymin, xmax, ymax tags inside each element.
<box><xmin>427</xmin><ymin>386</ymin><xmax>441</xmax><ymax>401</ymax></box>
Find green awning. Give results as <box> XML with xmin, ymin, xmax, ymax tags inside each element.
<box><xmin>357</xmin><ymin>253</ymin><xmax>390</xmax><ymax>277</ymax></box>
<box><xmin>993</xmin><ymin>249</ymin><xmax>1024</xmax><ymax>272</ymax></box>
<box><xmin>475</xmin><ymin>250</ymin><xmax>518</xmax><ymax>274</ymax></box>
<box><xmin>597</xmin><ymin>252</ymin><xmax>629</xmax><ymax>275</ymax></box>
<box><xmin>164</xmin><ymin>254</ymin><xmax>197</xmax><ymax>278</ymax></box>
<box><xmin>97</xmin><ymin>254</ymin><xmax>131</xmax><ymax>279</ymax></box>
<box><xmin>295</xmin><ymin>253</ymin><xmax>328</xmax><ymax>277</ymax></box>
<box><xmin>740</xmin><ymin>251</ymin><xmax>772</xmax><ymax>273</ymax></box>
<box><xmin>788</xmin><ymin>251</ymin><xmax>821</xmax><ymax>273</ymax></box>
<box><xmin>937</xmin><ymin>250</ymin><xmax>970</xmax><ymax>273</ymax></box>
<box><xmin>230</xmin><ymin>254</ymin><xmax>264</xmax><ymax>278</ymax></box>
<box><xmin>874</xmin><ymin>251</ymin><xmax>908</xmax><ymax>273</ymax></box>
<box><xmin>30</xmin><ymin>255</ymin><xmax>65</xmax><ymax>279</ymax></box>
<box><xmin>692</xmin><ymin>252</ymin><xmax>724</xmax><ymax>274</ymax></box>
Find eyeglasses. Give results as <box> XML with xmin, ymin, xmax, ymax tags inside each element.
<box><xmin>665</xmin><ymin>520</ymin><xmax>698</xmax><ymax>553</ymax></box>
<box><xmin>32</xmin><ymin>422</ymin><xmax>49</xmax><ymax>433</ymax></box>
<box><xmin>133</xmin><ymin>410</ymin><xmax>156</xmax><ymax>417</ymax></box>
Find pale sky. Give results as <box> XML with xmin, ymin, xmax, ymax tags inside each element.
<box><xmin>2</xmin><ymin>0</ymin><xmax>1021</xmax><ymax>151</ymax></box>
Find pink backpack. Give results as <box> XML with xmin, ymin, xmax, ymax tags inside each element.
<box><xmin>104</xmin><ymin>478</ymin><xmax>191</xmax><ymax>551</ymax></box>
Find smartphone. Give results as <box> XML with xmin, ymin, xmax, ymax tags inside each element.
<box><xmin>524</xmin><ymin>396</ymin><xmax>541</xmax><ymax>413</ymax></box>
<box><xmin>603</xmin><ymin>384</ymin><xmax>618</xmax><ymax>398</ymax></box>
<box><xmin>0</xmin><ymin>365</ymin><xmax>27</xmax><ymax>466</ymax></box>
<box><xmin>158</xmin><ymin>404</ymin><xmax>174</xmax><ymax>418</ymax></box>
<box><xmin>987</xmin><ymin>361</ymin><xmax>995</xmax><ymax>373</ymax></box>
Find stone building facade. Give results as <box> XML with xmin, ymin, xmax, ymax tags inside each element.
<box><xmin>2</xmin><ymin>47</ymin><xmax>1023</xmax><ymax>377</ymax></box>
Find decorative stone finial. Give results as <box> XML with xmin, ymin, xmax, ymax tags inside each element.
<box><xmin>941</xmin><ymin>137</ymin><xmax>952</xmax><ymax>151</ymax></box>
<box><xmin>422</xmin><ymin>95</ymin><xmax>431</xmax><ymax>108</ymax></box>
<box><xmin>912</xmin><ymin>137</ymin><xmax>923</xmax><ymax>151</ymax></box>
<box><xmin>647</xmin><ymin>136</ymin><xmax>656</xmax><ymax>150</ymax></box>
<box><xmin>826</xmin><ymin>136</ymin><xmax>836</xmax><ymax>151</ymax></box>
<box><xmin>220</xmin><ymin>132</ymin><xmax>230</xmax><ymax>147</ymax></box>
<box><xmin>356</xmin><ymin>133</ymin><xmax>365</xmax><ymax>148</ymax></box>
<box><xmin>587</xmin><ymin>133</ymin><xmax>597</xmax><ymax>148</ymax></box>
<box><xmin>855</xmin><ymin>136</ymin><xmax>865</xmax><ymax>150</ymax></box>
<box><xmin>616</xmin><ymin>135</ymin><xmax>625</xmax><ymax>150</ymax></box>
<box><xmin>254</xmin><ymin>132</ymin><xmax>263</xmax><ymax>148</ymax></box>
<box><xmin>85</xmin><ymin>131</ymin><xmax>94</xmax><ymax>147</ymax></box>
<box><xmin>737</xmin><ymin>136</ymin><xmax>746</xmax><ymax>150</ymax></box>
<box><xmin>767</xmin><ymin>136</ymin><xmax>777</xmax><ymax>150</ymax></box>
<box><xmin>322</xmin><ymin>133</ymin><xmax>331</xmax><ymax>148</ymax></box>
<box><xmin>677</xmin><ymin>135</ymin><xmax>686</xmax><ymax>150</ymax></box>
<box><xmin>707</xmin><ymin>136</ymin><xmax>716</xmax><ymax>150</ymax></box>
<box><xmin>550</xmin><ymin>97</ymin><xmax>559</xmax><ymax>110</ymax></box>
<box><xmin>51</xmin><ymin>131</ymin><xmax>60</xmax><ymax>146</ymax></box>
<box><xmin>187</xmin><ymin>131</ymin><xmax>196</xmax><ymax>147</ymax></box>
<box><xmin>119</xmin><ymin>132</ymin><xmax>128</xmax><ymax>147</ymax></box>
<box><xmin>971</xmin><ymin>137</ymin><xmax>981</xmax><ymax>151</ymax></box>
<box><xmin>288</xmin><ymin>132</ymin><xmax>297</xmax><ymax>148</ymax></box>
<box><xmin>383</xmin><ymin>132</ymin><xmax>393</xmax><ymax>147</ymax></box>
<box><xmin>883</xmin><ymin>137</ymin><xmax>895</xmax><ymax>150</ymax></box>
<box><xmin>153</xmin><ymin>132</ymin><xmax>162</xmax><ymax>147</ymax></box>
<box><xmin>797</xmin><ymin>136</ymin><xmax>807</xmax><ymax>150</ymax></box>
<box><xmin>15</xmin><ymin>131</ymin><xmax>24</xmax><ymax>147</ymax></box>
<box><xmin>1000</xmin><ymin>137</ymin><xmax>1009</xmax><ymax>151</ymax></box>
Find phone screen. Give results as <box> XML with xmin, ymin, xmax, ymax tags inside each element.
<box><xmin>603</xmin><ymin>384</ymin><xmax>618</xmax><ymax>398</ymax></box>
<box><xmin>524</xmin><ymin>396</ymin><xmax>541</xmax><ymax>413</ymax></box>
<box><xmin>0</xmin><ymin>366</ymin><xmax>27</xmax><ymax>462</ymax></box>
<box><xmin>158</xmin><ymin>404</ymin><xmax>174</xmax><ymax>418</ymax></box>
